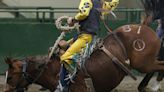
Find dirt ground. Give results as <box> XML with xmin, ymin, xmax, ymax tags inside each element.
<box><xmin>0</xmin><ymin>75</ymin><xmax>164</xmax><ymax>92</ymax></box>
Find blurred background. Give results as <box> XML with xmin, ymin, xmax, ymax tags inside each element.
<box><xmin>0</xmin><ymin>0</ymin><xmax>157</xmax><ymax>74</ymax></box>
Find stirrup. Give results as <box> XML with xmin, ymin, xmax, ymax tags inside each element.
<box><xmin>55</xmin><ymin>81</ymin><xmax>70</xmax><ymax>92</ymax></box>
<box><xmin>64</xmin><ymin>67</ymin><xmax>77</xmax><ymax>83</ymax></box>
<box><xmin>55</xmin><ymin>81</ymin><xmax>64</xmax><ymax>92</ymax></box>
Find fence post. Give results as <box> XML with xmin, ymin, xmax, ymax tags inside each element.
<box><xmin>49</xmin><ymin>8</ymin><xmax>54</xmax><ymax>23</ymax></box>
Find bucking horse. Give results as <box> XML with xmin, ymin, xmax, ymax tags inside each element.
<box><xmin>4</xmin><ymin>16</ymin><xmax>164</xmax><ymax>92</ymax></box>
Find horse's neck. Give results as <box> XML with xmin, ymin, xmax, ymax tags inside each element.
<box><xmin>26</xmin><ymin>55</ymin><xmax>60</xmax><ymax>78</ymax></box>
<box><xmin>27</xmin><ymin>56</ymin><xmax>60</xmax><ymax>91</ymax></box>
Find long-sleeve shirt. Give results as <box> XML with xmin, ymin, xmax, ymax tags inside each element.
<box><xmin>75</xmin><ymin>0</ymin><xmax>119</xmax><ymax>35</ymax></box>
<box><xmin>75</xmin><ymin>0</ymin><xmax>119</xmax><ymax>21</ymax></box>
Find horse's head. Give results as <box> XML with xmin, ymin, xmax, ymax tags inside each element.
<box><xmin>4</xmin><ymin>55</ymin><xmax>61</xmax><ymax>92</ymax></box>
<box><xmin>4</xmin><ymin>57</ymin><xmax>30</xmax><ymax>92</ymax></box>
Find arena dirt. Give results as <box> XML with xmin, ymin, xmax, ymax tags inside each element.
<box><xmin>0</xmin><ymin>76</ymin><xmax>164</xmax><ymax>92</ymax></box>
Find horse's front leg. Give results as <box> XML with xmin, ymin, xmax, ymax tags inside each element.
<box><xmin>142</xmin><ymin>60</ymin><xmax>164</xmax><ymax>92</ymax></box>
<box><xmin>138</xmin><ymin>72</ymin><xmax>154</xmax><ymax>92</ymax></box>
<box><xmin>148</xmin><ymin>71</ymin><xmax>163</xmax><ymax>92</ymax></box>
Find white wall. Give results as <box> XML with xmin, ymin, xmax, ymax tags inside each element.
<box><xmin>1</xmin><ymin>0</ymin><xmax>143</xmax><ymax>18</ymax></box>
<box><xmin>2</xmin><ymin>0</ymin><xmax>143</xmax><ymax>8</ymax></box>
<box><xmin>2</xmin><ymin>0</ymin><xmax>79</xmax><ymax>8</ymax></box>
<box><xmin>0</xmin><ymin>12</ymin><xmax>14</xmax><ymax>18</ymax></box>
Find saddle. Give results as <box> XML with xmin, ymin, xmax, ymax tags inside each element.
<box><xmin>55</xmin><ymin>36</ymin><xmax>102</xmax><ymax>69</ymax></box>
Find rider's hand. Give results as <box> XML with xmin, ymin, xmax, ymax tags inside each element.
<box><xmin>67</xmin><ymin>17</ymin><xmax>77</xmax><ymax>27</ymax></box>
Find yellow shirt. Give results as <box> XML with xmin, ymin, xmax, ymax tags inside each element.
<box><xmin>102</xmin><ymin>0</ymin><xmax>119</xmax><ymax>15</ymax></box>
<box><xmin>75</xmin><ymin>0</ymin><xmax>119</xmax><ymax>20</ymax></box>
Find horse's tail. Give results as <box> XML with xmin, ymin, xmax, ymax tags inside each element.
<box><xmin>140</xmin><ymin>14</ymin><xmax>153</xmax><ymax>26</ymax></box>
<box><xmin>140</xmin><ymin>0</ymin><xmax>154</xmax><ymax>26</ymax></box>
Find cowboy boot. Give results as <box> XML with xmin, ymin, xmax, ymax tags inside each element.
<box><xmin>55</xmin><ymin>65</ymin><xmax>69</xmax><ymax>92</ymax></box>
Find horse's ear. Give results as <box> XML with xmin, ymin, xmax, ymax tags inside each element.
<box><xmin>4</xmin><ymin>57</ymin><xmax>13</xmax><ymax>65</ymax></box>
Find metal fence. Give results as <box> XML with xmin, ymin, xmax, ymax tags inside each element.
<box><xmin>0</xmin><ymin>7</ymin><xmax>144</xmax><ymax>23</ymax></box>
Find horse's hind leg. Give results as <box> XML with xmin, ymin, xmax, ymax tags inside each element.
<box><xmin>16</xmin><ymin>89</ymin><xmax>25</xmax><ymax>92</ymax></box>
<box><xmin>138</xmin><ymin>72</ymin><xmax>154</xmax><ymax>92</ymax></box>
<box><xmin>151</xmin><ymin>71</ymin><xmax>164</xmax><ymax>91</ymax></box>
<box><xmin>157</xmin><ymin>72</ymin><xmax>164</xmax><ymax>81</ymax></box>
<box><xmin>137</xmin><ymin>60</ymin><xmax>164</xmax><ymax>92</ymax></box>
<box><xmin>152</xmin><ymin>60</ymin><xmax>164</xmax><ymax>71</ymax></box>
<box><xmin>149</xmin><ymin>71</ymin><xmax>164</xmax><ymax>92</ymax></box>
<box><xmin>145</xmin><ymin>60</ymin><xmax>164</xmax><ymax>72</ymax></box>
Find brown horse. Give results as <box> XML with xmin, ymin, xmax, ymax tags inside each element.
<box><xmin>4</xmin><ymin>24</ymin><xmax>164</xmax><ymax>92</ymax></box>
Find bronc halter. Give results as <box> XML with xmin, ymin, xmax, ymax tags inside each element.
<box><xmin>5</xmin><ymin>58</ymin><xmax>47</xmax><ymax>91</ymax></box>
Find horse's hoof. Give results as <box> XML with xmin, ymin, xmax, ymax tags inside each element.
<box><xmin>150</xmin><ymin>81</ymin><xmax>161</xmax><ymax>92</ymax></box>
<box><xmin>138</xmin><ymin>87</ymin><xmax>146</xmax><ymax>92</ymax></box>
<box><xmin>150</xmin><ymin>87</ymin><xmax>162</xmax><ymax>92</ymax></box>
<box><xmin>39</xmin><ymin>87</ymin><xmax>47</xmax><ymax>91</ymax></box>
<box><xmin>111</xmin><ymin>89</ymin><xmax>119</xmax><ymax>92</ymax></box>
<box><xmin>144</xmin><ymin>87</ymin><xmax>162</xmax><ymax>92</ymax></box>
<box><xmin>54</xmin><ymin>88</ymin><xmax>61</xmax><ymax>92</ymax></box>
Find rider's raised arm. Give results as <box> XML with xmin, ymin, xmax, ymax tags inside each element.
<box><xmin>74</xmin><ymin>0</ymin><xmax>93</xmax><ymax>21</ymax></box>
<box><xmin>102</xmin><ymin>0</ymin><xmax>119</xmax><ymax>15</ymax></box>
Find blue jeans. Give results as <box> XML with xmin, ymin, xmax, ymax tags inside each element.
<box><xmin>156</xmin><ymin>26</ymin><xmax>164</xmax><ymax>61</ymax></box>
<box><xmin>59</xmin><ymin>65</ymin><xmax>69</xmax><ymax>87</ymax></box>
<box><xmin>156</xmin><ymin>26</ymin><xmax>164</xmax><ymax>39</ymax></box>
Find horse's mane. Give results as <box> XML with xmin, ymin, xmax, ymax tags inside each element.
<box><xmin>4</xmin><ymin>55</ymin><xmax>24</xmax><ymax>61</ymax></box>
<box><xmin>26</xmin><ymin>54</ymin><xmax>60</xmax><ymax>65</ymax></box>
<box><xmin>4</xmin><ymin>55</ymin><xmax>49</xmax><ymax>65</ymax></box>
<box><xmin>27</xmin><ymin>55</ymin><xmax>48</xmax><ymax>61</ymax></box>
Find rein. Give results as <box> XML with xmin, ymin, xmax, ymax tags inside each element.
<box><xmin>21</xmin><ymin>59</ymin><xmax>47</xmax><ymax>84</ymax></box>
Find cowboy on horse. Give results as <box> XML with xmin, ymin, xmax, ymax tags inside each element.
<box><xmin>54</xmin><ymin>0</ymin><xmax>119</xmax><ymax>91</ymax></box>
